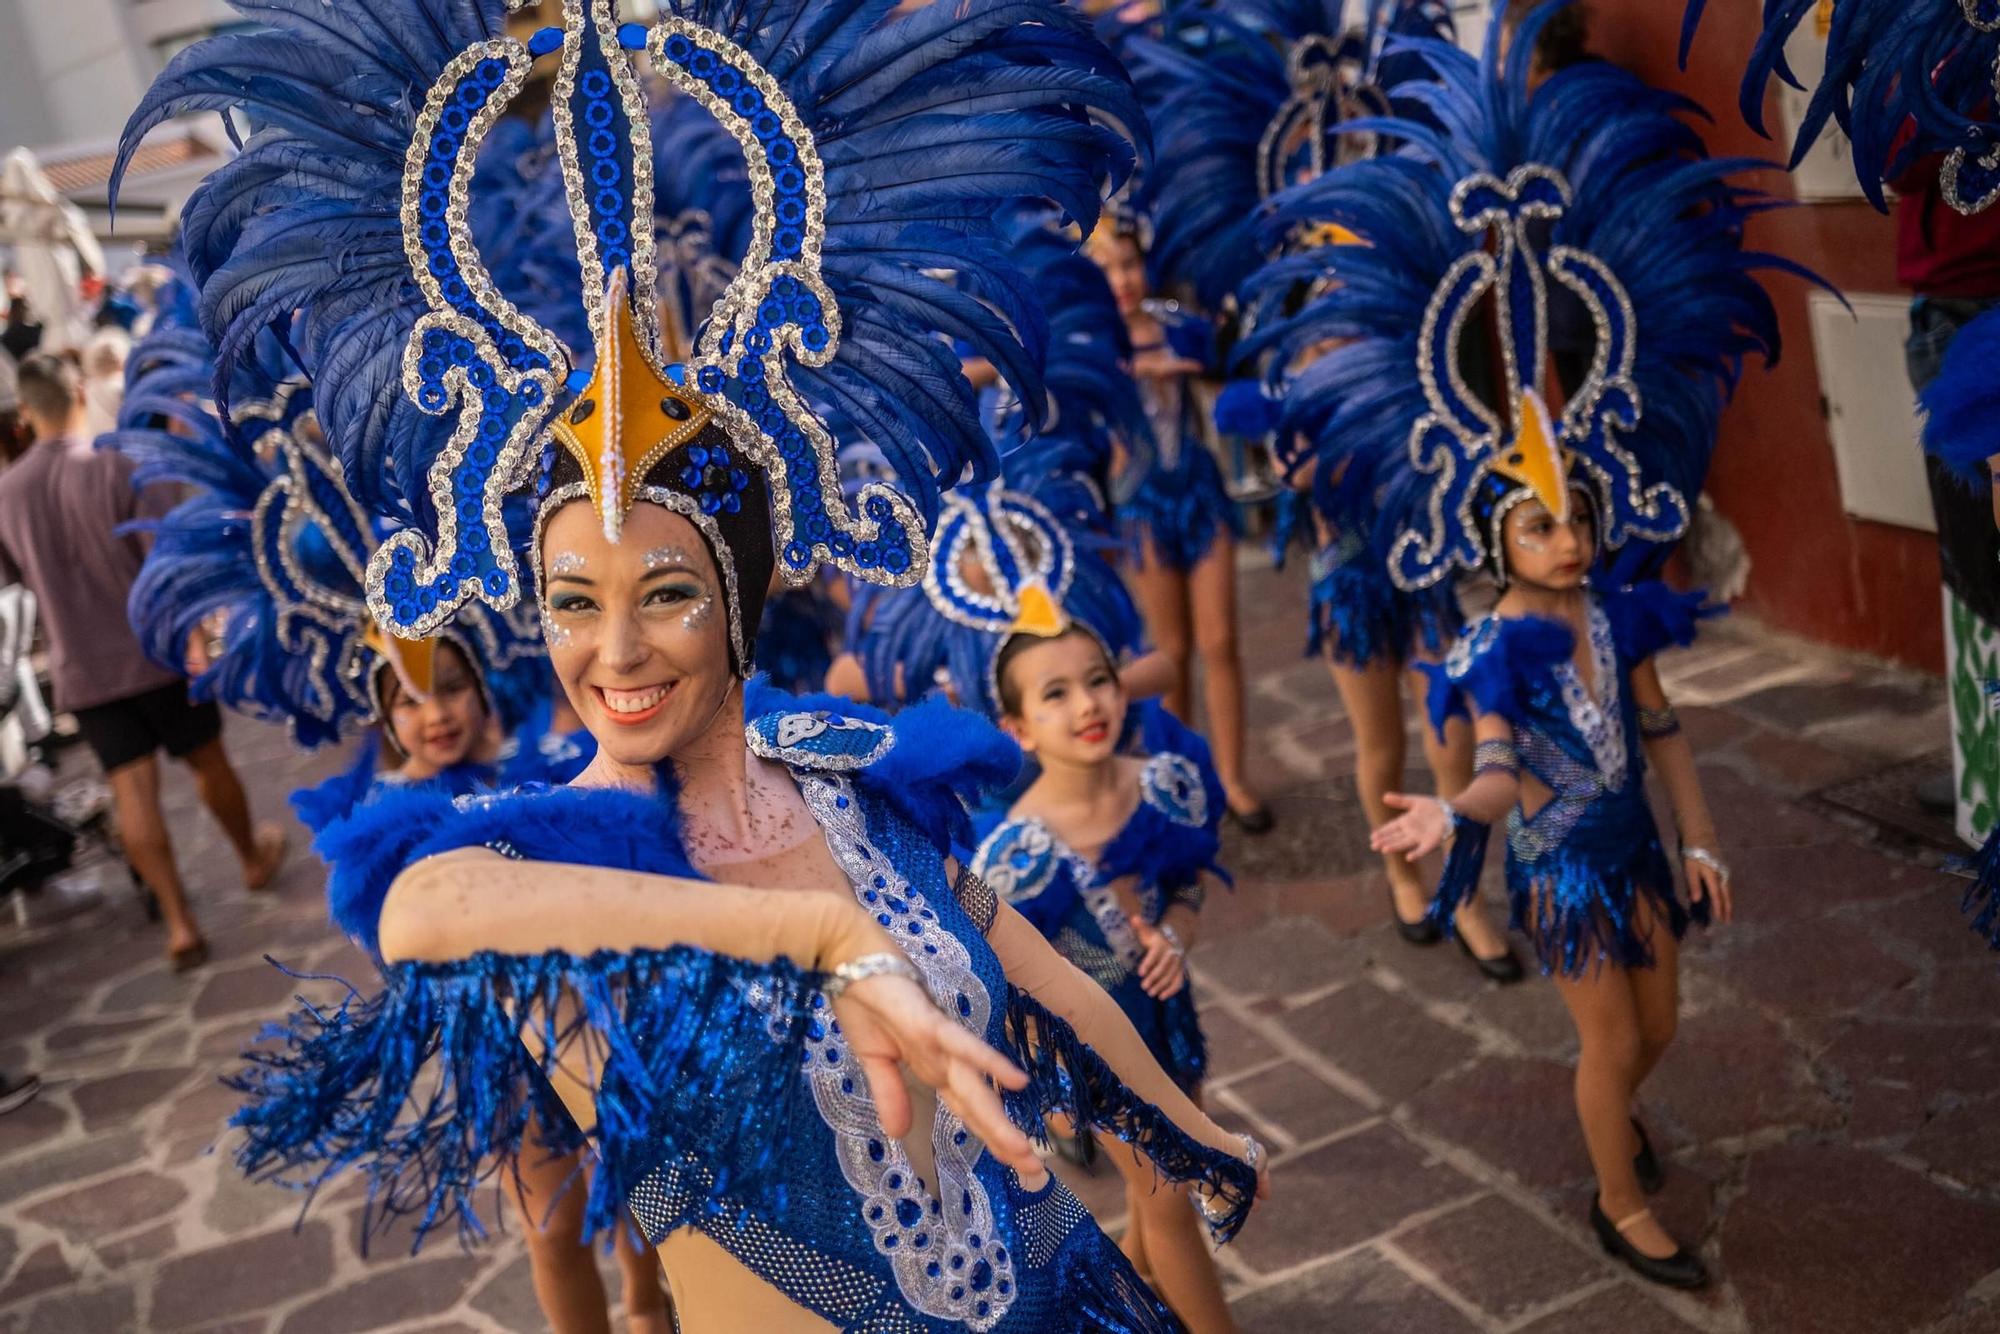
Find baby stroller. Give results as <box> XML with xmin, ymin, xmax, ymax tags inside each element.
<box><xmin>0</xmin><ymin>586</ymin><xmax>111</xmax><ymax>927</ymax></box>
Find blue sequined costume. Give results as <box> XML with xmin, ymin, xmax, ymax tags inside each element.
<box><xmin>971</xmin><ymin>703</ymin><xmax>1226</xmax><ymax>1092</ymax></box>
<box><xmin>1306</xmin><ymin>526</ymin><xmax>1464</xmax><ymax>668</ymax></box>
<box><xmin>1118</xmin><ymin>308</ymin><xmax>1241</xmax><ymax>573</ymax></box>
<box><xmin>1421</xmin><ymin>582</ymin><xmax>1712</xmax><ymax>976</ymax></box>
<box><xmin>253</xmin><ymin>685</ymin><xmax>1251</xmax><ymax>1331</ymax></box>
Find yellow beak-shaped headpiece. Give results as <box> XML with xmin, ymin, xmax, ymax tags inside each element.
<box><xmin>362</xmin><ymin>620</ymin><xmax>438</xmax><ymax>703</ymax></box>
<box><xmin>1492</xmin><ymin>388</ymin><xmax>1569</xmax><ymax>522</ymax></box>
<box><xmin>1009</xmin><ymin>580</ymin><xmax>1067</xmax><ymax>639</ymax></box>
<box><xmin>549</xmin><ymin>267</ymin><xmax>714</xmax><ymax>542</ymax></box>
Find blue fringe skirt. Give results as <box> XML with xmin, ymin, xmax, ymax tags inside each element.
<box><xmin>1307</xmin><ymin>532</ymin><xmax>1464</xmax><ymax>669</ymax></box>
<box><xmin>1118</xmin><ymin>445</ymin><xmax>1240</xmax><ymax>573</ymax></box>
<box><xmin>1504</xmin><ymin>798</ymin><xmax>1708</xmax><ymax>979</ymax></box>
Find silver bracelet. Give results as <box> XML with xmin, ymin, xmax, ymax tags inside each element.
<box><xmin>1198</xmin><ymin>1134</ymin><xmax>1263</xmax><ymax>1222</ymax></box>
<box><xmin>1158</xmin><ymin>923</ymin><xmax>1186</xmax><ymax>957</ymax></box>
<box><xmin>823</xmin><ymin>951</ymin><xmax>924</xmax><ymax>1003</ymax></box>
<box><xmin>1681</xmin><ymin>846</ymin><xmax>1730</xmax><ymax>883</ymax></box>
<box><xmin>1436</xmin><ymin>796</ymin><xmax>1462</xmax><ymax>842</ymax></box>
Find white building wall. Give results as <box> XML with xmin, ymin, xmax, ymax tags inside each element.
<box><xmin>1</xmin><ymin>0</ymin><xmax>234</xmax><ymax>152</ymax></box>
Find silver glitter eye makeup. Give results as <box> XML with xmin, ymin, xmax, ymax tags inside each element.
<box><xmin>682</xmin><ymin>593</ymin><xmax>715</xmax><ymax>633</ymax></box>
<box><xmin>543</xmin><ymin>619</ymin><xmax>572</xmax><ymax>648</ymax></box>
<box><xmin>643</xmin><ymin>545</ymin><xmax>695</xmax><ymax>572</ymax></box>
<box><xmin>548</xmin><ymin>551</ymin><xmax>587</xmax><ymax>577</ymax></box>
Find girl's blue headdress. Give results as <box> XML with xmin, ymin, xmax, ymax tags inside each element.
<box><xmin>115</xmin><ymin>281</ymin><xmax>542</xmax><ymax>745</ymax></box>
<box><xmin>118</xmin><ymin>0</ymin><xmax>1140</xmax><ymax>672</ymax></box>
<box><xmin>1127</xmin><ymin>0</ymin><xmax>1453</xmax><ymax>310</ymax></box>
<box><xmin>1682</xmin><ymin>0</ymin><xmax>2000</xmax><ymax>214</ymax></box>
<box><xmin>1239</xmin><ymin>0</ymin><xmax>1805</xmax><ymax>590</ymax></box>
<box><xmin>853</xmin><ymin>218</ymin><xmax>1145</xmax><ymax>718</ymax></box>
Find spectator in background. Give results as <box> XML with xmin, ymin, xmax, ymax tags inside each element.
<box><xmin>79</xmin><ymin>327</ymin><xmax>131</xmax><ymax>441</ymax></box>
<box><xmin>1</xmin><ymin>354</ymin><xmax>286</xmax><ymax>970</ymax></box>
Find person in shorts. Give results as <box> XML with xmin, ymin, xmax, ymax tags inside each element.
<box><xmin>1</xmin><ymin>354</ymin><xmax>284</xmax><ymax>969</ymax></box>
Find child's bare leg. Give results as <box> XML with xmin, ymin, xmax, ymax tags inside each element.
<box><xmin>1103</xmin><ymin>1131</ymin><xmax>1236</xmax><ymax>1334</ymax></box>
<box><xmin>1549</xmin><ymin>959</ymin><xmax>1679</xmax><ymax>1260</ymax></box>
<box><xmin>1330</xmin><ymin>655</ymin><xmax>1425</xmax><ymax>922</ymax></box>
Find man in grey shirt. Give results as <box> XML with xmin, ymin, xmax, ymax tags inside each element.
<box><xmin>2</xmin><ymin>354</ymin><xmax>285</xmax><ymax>969</ymax></box>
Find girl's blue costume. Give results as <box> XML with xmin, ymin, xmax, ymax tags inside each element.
<box><xmin>1234</xmin><ymin>0</ymin><xmax>1796</xmax><ymax>971</ymax></box>
<box><xmin>1116</xmin><ymin>304</ymin><xmax>1244</xmax><ymax>574</ymax></box>
<box><xmin>1129</xmin><ymin>0</ymin><xmax>1459</xmax><ymax>664</ymax></box>
<box><xmin>120</xmin><ymin>0</ymin><xmax>1260</xmax><ymax>1323</ymax></box>
<box><xmin>971</xmin><ymin>703</ymin><xmax>1227</xmax><ymax>1091</ymax></box>
<box><xmin>1423</xmin><ymin>583</ymin><xmax>1712</xmax><ymax>976</ymax></box>
<box><xmin>265</xmin><ymin>684</ymin><xmax>1254</xmax><ymax>1330</ymax></box>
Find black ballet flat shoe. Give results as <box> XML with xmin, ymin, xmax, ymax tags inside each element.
<box><xmin>1387</xmin><ymin>884</ymin><xmax>1442</xmax><ymax>945</ymax></box>
<box><xmin>1632</xmin><ymin>1117</ymin><xmax>1665</xmax><ymax>1195</ymax></box>
<box><xmin>1455</xmin><ymin>932</ymin><xmax>1524</xmax><ymax>984</ymax></box>
<box><xmin>1226</xmin><ymin>804</ymin><xmax>1275</xmax><ymax>835</ymax></box>
<box><xmin>1589</xmin><ymin>1198</ymin><xmax>1709</xmax><ymax>1290</ymax></box>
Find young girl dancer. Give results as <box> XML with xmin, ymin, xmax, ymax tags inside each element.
<box><xmin>1374</xmin><ymin>503</ymin><xmax>1730</xmax><ymax>1287</ymax></box>
<box><xmin>1234</xmin><ymin>0</ymin><xmax>1799</xmax><ymax>1284</ymax></box>
<box><xmin>980</xmin><ymin>624</ymin><xmax>1239</xmax><ymax>1333</ymax></box>
<box><xmin>1084</xmin><ymin>222</ymin><xmax>1270</xmax><ymax>832</ymax></box>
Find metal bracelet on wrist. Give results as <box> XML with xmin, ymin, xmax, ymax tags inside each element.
<box><xmin>1681</xmin><ymin>845</ymin><xmax>1730</xmax><ymax>883</ymax></box>
<box><xmin>823</xmin><ymin>951</ymin><xmax>924</xmax><ymax>1003</ymax></box>
<box><xmin>1159</xmin><ymin>922</ymin><xmax>1186</xmax><ymax>958</ymax></box>
<box><xmin>1198</xmin><ymin>1134</ymin><xmax>1263</xmax><ymax>1221</ymax></box>
<box><xmin>1436</xmin><ymin>796</ymin><xmax>1463</xmax><ymax>842</ymax></box>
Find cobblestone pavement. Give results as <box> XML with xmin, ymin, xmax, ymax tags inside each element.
<box><xmin>0</xmin><ymin>555</ymin><xmax>1993</xmax><ymax>1333</ymax></box>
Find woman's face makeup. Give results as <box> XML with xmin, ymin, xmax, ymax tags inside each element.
<box><xmin>1501</xmin><ymin>492</ymin><xmax>1595</xmax><ymax>590</ymax></box>
<box><xmin>382</xmin><ymin>640</ymin><xmax>487</xmax><ymax>777</ymax></box>
<box><xmin>1000</xmin><ymin>630</ymin><xmax>1126</xmax><ymax>767</ymax></box>
<box><xmin>539</xmin><ymin>499</ymin><xmax>734</xmax><ymax>768</ymax></box>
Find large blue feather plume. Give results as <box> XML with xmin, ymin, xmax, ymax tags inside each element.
<box><xmin>1239</xmin><ymin>0</ymin><xmax>1803</xmax><ymax>581</ymax></box>
<box><xmin>118</xmin><ymin>0</ymin><xmax>1143</xmax><ymax>594</ymax></box>
<box><xmin>1682</xmin><ymin>0</ymin><xmax>2000</xmax><ymax>214</ymax></box>
<box><xmin>1126</xmin><ymin>0</ymin><xmax>1453</xmax><ymax>310</ymax></box>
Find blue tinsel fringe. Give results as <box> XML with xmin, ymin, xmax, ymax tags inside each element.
<box><xmin>228</xmin><ymin>945</ymin><xmax>821</xmax><ymax>1254</ymax></box>
<box><xmin>1000</xmin><ymin>985</ymin><xmax>1257</xmax><ymax>1243</ymax></box>
<box><xmin>1118</xmin><ymin>447</ymin><xmax>1241</xmax><ymax>573</ymax></box>
<box><xmin>1961</xmin><ymin>823</ymin><xmax>2000</xmax><ymax>951</ymax></box>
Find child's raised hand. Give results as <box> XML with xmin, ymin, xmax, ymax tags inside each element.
<box><xmin>1371</xmin><ymin>793</ymin><xmax>1451</xmax><ymax>859</ymax></box>
<box><xmin>1130</xmin><ymin>916</ymin><xmax>1188</xmax><ymax>999</ymax></box>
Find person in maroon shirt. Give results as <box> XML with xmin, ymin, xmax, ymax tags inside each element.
<box><xmin>4</xmin><ymin>354</ymin><xmax>285</xmax><ymax>969</ymax></box>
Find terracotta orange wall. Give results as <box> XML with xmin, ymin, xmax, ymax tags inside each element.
<box><xmin>1587</xmin><ymin>1</ymin><xmax>1945</xmax><ymax>672</ymax></box>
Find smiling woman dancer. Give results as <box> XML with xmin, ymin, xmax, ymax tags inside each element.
<box><xmin>120</xmin><ymin>0</ymin><xmax>1266</xmax><ymax>1327</ymax></box>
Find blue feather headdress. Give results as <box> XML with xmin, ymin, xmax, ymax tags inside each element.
<box><xmin>119</xmin><ymin>0</ymin><xmax>1140</xmax><ymax>679</ymax></box>
<box><xmin>1125</xmin><ymin>0</ymin><xmax>1452</xmax><ymax>310</ymax></box>
<box><xmin>1682</xmin><ymin>0</ymin><xmax>2000</xmax><ymax>214</ymax></box>
<box><xmin>1238</xmin><ymin>0</ymin><xmax>1801</xmax><ymax>590</ymax></box>
<box><xmin>853</xmin><ymin>217</ymin><xmax>1146</xmax><ymax>718</ymax></box>
<box><xmin>115</xmin><ymin>288</ymin><xmax>544</xmax><ymax>746</ymax></box>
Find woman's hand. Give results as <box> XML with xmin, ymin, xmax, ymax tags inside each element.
<box><xmin>1370</xmin><ymin>793</ymin><xmax>1451</xmax><ymax>860</ymax></box>
<box><xmin>832</xmin><ymin>973</ymin><xmax>1047</xmax><ymax>1188</ymax></box>
<box><xmin>1130</xmin><ymin>916</ymin><xmax>1187</xmax><ymax>1000</ymax></box>
<box><xmin>1680</xmin><ymin>847</ymin><xmax>1735</xmax><ymax>925</ymax></box>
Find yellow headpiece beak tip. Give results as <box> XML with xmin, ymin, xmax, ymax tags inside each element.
<box><xmin>363</xmin><ymin>621</ymin><xmax>438</xmax><ymax>701</ymax></box>
<box><xmin>1497</xmin><ymin>388</ymin><xmax>1570</xmax><ymax>520</ymax></box>
<box><xmin>1008</xmin><ymin>582</ymin><xmax>1067</xmax><ymax>639</ymax></box>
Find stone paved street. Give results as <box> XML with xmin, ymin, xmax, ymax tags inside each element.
<box><xmin>0</xmin><ymin>555</ymin><xmax>1994</xmax><ymax>1332</ymax></box>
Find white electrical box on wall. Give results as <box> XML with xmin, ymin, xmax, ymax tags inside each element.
<box><xmin>1774</xmin><ymin>4</ymin><xmax>1871</xmax><ymax>203</ymax></box>
<box><xmin>1452</xmin><ymin>0</ymin><xmax>1488</xmax><ymax>52</ymax></box>
<box><xmin>1809</xmin><ymin>291</ymin><xmax>1936</xmax><ymax>533</ymax></box>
